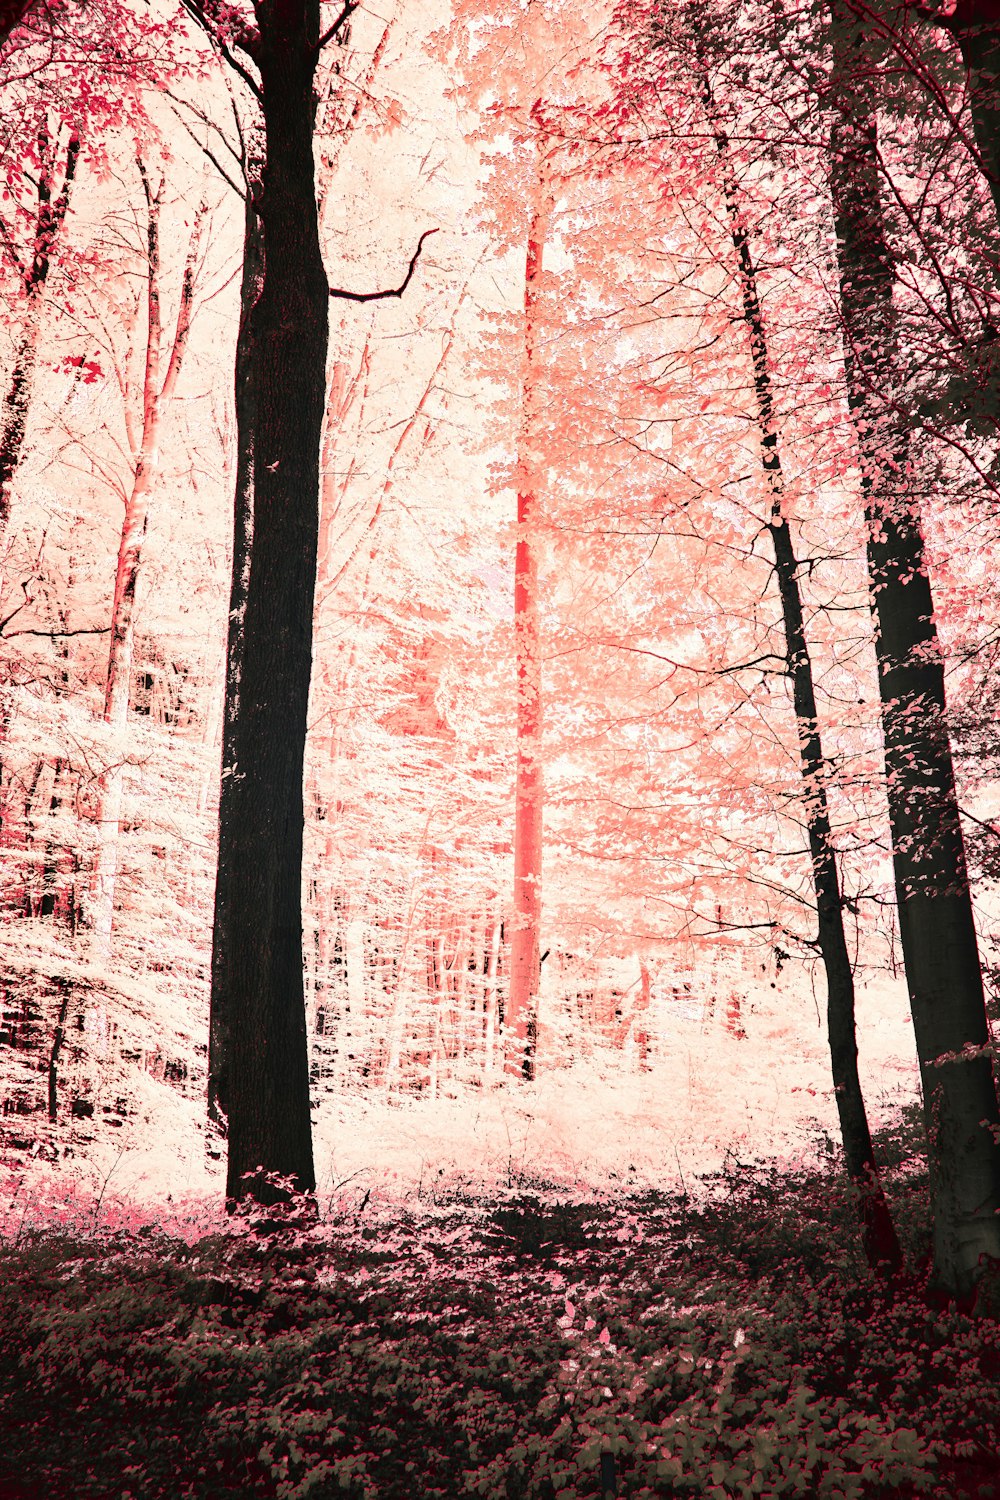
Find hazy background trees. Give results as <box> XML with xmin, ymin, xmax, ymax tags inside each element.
<box><xmin>0</xmin><ymin>0</ymin><xmax>996</xmax><ymax>1290</ymax></box>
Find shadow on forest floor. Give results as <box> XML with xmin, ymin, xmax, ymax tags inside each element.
<box><xmin>0</xmin><ymin>1105</ymin><xmax>997</xmax><ymax>1499</ymax></box>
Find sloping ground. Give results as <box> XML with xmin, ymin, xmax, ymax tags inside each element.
<box><xmin>0</xmin><ymin>1109</ymin><xmax>996</xmax><ymax>1500</ymax></box>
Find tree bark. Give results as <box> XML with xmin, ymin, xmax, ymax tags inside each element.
<box><xmin>207</xmin><ymin>127</ymin><xmax>263</xmax><ymax>1132</ymax></box>
<box><xmin>210</xmin><ymin>4</ymin><xmax>327</xmax><ymax>1208</ymax></box>
<box><xmin>47</xmin><ymin>977</ymin><xmax>70</xmax><ymax>1122</ymax></box>
<box><xmin>706</xmin><ymin>95</ymin><xmax>902</xmax><ymax>1274</ymax></box>
<box><xmin>506</xmin><ymin>126</ymin><xmax>551</xmax><ymax>1083</ymax></box>
<box><xmin>829</xmin><ymin>0</ymin><xmax>1000</xmax><ymax>1298</ymax></box>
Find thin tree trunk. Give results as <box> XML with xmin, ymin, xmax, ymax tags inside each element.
<box><xmin>483</xmin><ymin>915</ymin><xmax>501</xmax><ymax>1083</ymax></box>
<box><xmin>506</xmin><ymin>124</ymin><xmax>551</xmax><ymax>1083</ymax></box>
<box><xmin>707</xmin><ymin>87</ymin><xmax>903</xmax><ymax>1272</ymax></box>
<box><xmin>0</xmin><ymin>121</ymin><xmax>80</xmax><ymax>533</ymax></box>
<box><xmin>89</xmin><ymin>169</ymin><xmax>203</xmax><ymax>961</ymax></box>
<box><xmin>828</xmin><ymin>1</ymin><xmax>1000</xmax><ymax>1298</ymax></box>
<box><xmin>47</xmin><ymin>977</ymin><xmax>70</xmax><ymax>1122</ymax></box>
<box><xmin>428</xmin><ymin>929</ymin><xmax>444</xmax><ymax>1098</ymax></box>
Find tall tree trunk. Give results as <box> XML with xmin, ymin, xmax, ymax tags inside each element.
<box><xmin>207</xmin><ymin>126</ymin><xmax>264</xmax><ymax>1131</ymax></box>
<box><xmin>506</xmin><ymin>128</ymin><xmax>551</xmax><ymax>1083</ymax></box>
<box><xmin>211</xmin><ymin>3</ymin><xmax>327</xmax><ymax>1207</ymax></box>
<box><xmin>89</xmin><ymin>169</ymin><xmax>203</xmax><ymax>961</ymax></box>
<box><xmin>707</xmin><ymin>94</ymin><xmax>902</xmax><ymax>1273</ymax></box>
<box><xmin>829</xmin><ymin>1</ymin><xmax>1000</xmax><ymax>1298</ymax></box>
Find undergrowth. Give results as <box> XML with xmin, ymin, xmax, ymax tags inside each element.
<box><xmin>0</xmin><ymin>1105</ymin><xmax>997</xmax><ymax>1499</ymax></box>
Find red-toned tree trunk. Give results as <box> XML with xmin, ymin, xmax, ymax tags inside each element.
<box><xmin>90</xmin><ymin>166</ymin><xmax>203</xmax><ymax>960</ymax></box>
<box><xmin>506</xmin><ymin>131</ymin><xmax>551</xmax><ymax>1083</ymax></box>
<box><xmin>829</xmin><ymin>0</ymin><xmax>1000</xmax><ymax>1298</ymax></box>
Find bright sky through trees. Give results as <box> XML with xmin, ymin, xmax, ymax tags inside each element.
<box><xmin>0</xmin><ymin>0</ymin><xmax>997</xmax><ymax>1299</ymax></box>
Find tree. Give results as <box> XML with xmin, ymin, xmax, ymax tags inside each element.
<box><xmin>827</xmin><ymin>0</ymin><xmax>1000</xmax><ymax>1298</ymax></box>
<box><xmin>182</xmin><ymin>0</ymin><xmax>335</xmax><ymax>1209</ymax></box>
<box><xmin>182</xmin><ymin>0</ymin><xmax>436</xmax><ymax>1209</ymax></box>
<box><xmin>702</xmin><ymin>70</ymin><xmax>902</xmax><ymax>1273</ymax></box>
<box><xmin>507</xmin><ymin>112</ymin><xmax>551</xmax><ymax>1084</ymax></box>
<box><xmin>89</xmin><ymin>161</ymin><xmax>205</xmax><ymax>961</ymax></box>
<box><xmin>916</xmin><ymin>0</ymin><xmax>1000</xmax><ymax>228</ymax></box>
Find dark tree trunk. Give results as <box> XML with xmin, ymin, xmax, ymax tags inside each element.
<box><xmin>210</xmin><ymin>4</ymin><xmax>326</xmax><ymax>1208</ymax></box>
<box><xmin>829</xmin><ymin>1</ymin><xmax>1000</xmax><ymax>1299</ymax></box>
<box><xmin>208</xmin><ymin>129</ymin><xmax>263</xmax><ymax>1133</ymax></box>
<box><xmin>927</xmin><ymin>0</ymin><xmax>1000</xmax><ymax>228</ymax></box>
<box><xmin>708</xmin><ymin>95</ymin><xmax>902</xmax><ymax>1274</ymax></box>
<box><xmin>47</xmin><ymin>977</ymin><xmax>70</xmax><ymax>1122</ymax></box>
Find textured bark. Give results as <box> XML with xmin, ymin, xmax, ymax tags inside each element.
<box><xmin>207</xmin><ymin>128</ymin><xmax>263</xmax><ymax>1132</ymax></box>
<box><xmin>211</xmin><ymin>3</ymin><xmax>327</xmax><ymax>1206</ymax></box>
<box><xmin>829</xmin><ymin>1</ymin><xmax>1000</xmax><ymax>1298</ymax></box>
<box><xmin>707</xmin><ymin>97</ymin><xmax>902</xmax><ymax>1274</ymax></box>
<box><xmin>506</xmin><ymin>130</ymin><xmax>550</xmax><ymax>1084</ymax></box>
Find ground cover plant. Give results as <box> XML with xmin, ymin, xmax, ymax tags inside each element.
<box><xmin>1</xmin><ymin>1106</ymin><xmax>997</xmax><ymax>1500</ymax></box>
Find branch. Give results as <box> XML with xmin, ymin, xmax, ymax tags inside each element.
<box><xmin>0</xmin><ymin>576</ymin><xmax>33</xmax><ymax>632</ymax></box>
<box><xmin>178</xmin><ymin>0</ymin><xmax>263</xmax><ymax>103</ymax></box>
<box><xmin>4</xmin><ymin>625</ymin><xmax>111</xmax><ymax>638</ymax></box>
<box><xmin>50</xmin><ymin>127</ymin><xmax>81</xmax><ymax>234</ymax></box>
<box><xmin>329</xmin><ymin>228</ymin><xmax>438</xmax><ymax>303</ymax></box>
<box><xmin>960</xmin><ymin>806</ymin><xmax>1000</xmax><ymax>841</ymax></box>
<box><xmin>317</xmin><ymin>0</ymin><xmax>359</xmax><ymax>52</ymax></box>
<box><xmin>0</xmin><ymin>211</ymin><xmax>25</xmax><ymax>281</ymax></box>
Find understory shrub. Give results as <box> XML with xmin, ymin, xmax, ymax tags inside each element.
<box><xmin>0</xmin><ymin>1112</ymin><xmax>996</xmax><ymax>1499</ymax></box>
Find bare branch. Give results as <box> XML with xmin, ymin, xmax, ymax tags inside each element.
<box><xmin>329</xmin><ymin>228</ymin><xmax>439</xmax><ymax>304</ymax></box>
<box><xmin>4</xmin><ymin>625</ymin><xmax>111</xmax><ymax>638</ymax></box>
<box><xmin>317</xmin><ymin>0</ymin><xmax>359</xmax><ymax>53</ymax></box>
<box><xmin>960</xmin><ymin>806</ymin><xmax>1000</xmax><ymax>841</ymax></box>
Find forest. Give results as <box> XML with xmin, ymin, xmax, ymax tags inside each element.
<box><xmin>0</xmin><ymin>0</ymin><xmax>1000</xmax><ymax>1495</ymax></box>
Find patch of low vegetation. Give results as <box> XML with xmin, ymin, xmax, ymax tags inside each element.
<box><xmin>1</xmin><ymin>1108</ymin><xmax>998</xmax><ymax>1499</ymax></box>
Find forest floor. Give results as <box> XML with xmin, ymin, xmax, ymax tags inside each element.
<box><xmin>0</xmin><ymin>1104</ymin><xmax>997</xmax><ymax>1500</ymax></box>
